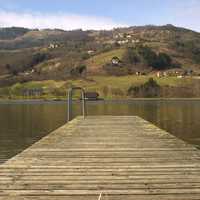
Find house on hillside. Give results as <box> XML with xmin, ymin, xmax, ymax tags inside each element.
<box><xmin>87</xmin><ymin>50</ymin><xmax>95</xmax><ymax>55</ymax></box>
<box><xmin>136</xmin><ymin>71</ymin><xmax>141</xmax><ymax>76</ymax></box>
<box><xmin>132</xmin><ymin>39</ymin><xmax>140</xmax><ymax>44</ymax></box>
<box><xmin>23</xmin><ymin>69</ymin><xmax>35</xmax><ymax>76</ymax></box>
<box><xmin>156</xmin><ymin>71</ymin><xmax>168</xmax><ymax>78</ymax></box>
<box><xmin>49</xmin><ymin>43</ymin><xmax>59</xmax><ymax>49</ymax></box>
<box><xmin>156</xmin><ymin>71</ymin><xmax>161</xmax><ymax>78</ymax></box>
<box><xmin>117</xmin><ymin>40</ymin><xmax>129</xmax><ymax>45</ymax></box>
<box><xmin>111</xmin><ymin>57</ymin><xmax>121</xmax><ymax>66</ymax></box>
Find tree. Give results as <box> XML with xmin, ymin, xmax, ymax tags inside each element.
<box><xmin>138</xmin><ymin>46</ymin><xmax>157</xmax><ymax>66</ymax></box>
<box><xmin>31</xmin><ymin>53</ymin><xmax>49</xmax><ymax>67</ymax></box>
<box><xmin>11</xmin><ymin>69</ymin><xmax>19</xmax><ymax>76</ymax></box>
<box><xmin>138</xmin><ymin>46</ymin><xmax>172</xmax><ymax>69</ymax></box>
<box><xmin>122</xmin><ymin>47</ymin><xmax>140</xmax><ymax>65</ymax></box>
<box><xmin>153</xmin><ymin>53</ymin><xmax>172</xmax><ymax>69</ymax></box>
<box><xmin>192</xmin><ymin>47</ymin><xmax>200</xmax><ymax>64</ymax></box>
<box><xmin>77</xmin><ymin>65</ymin><xmax>87</xmax><ymax>75</ymax></box>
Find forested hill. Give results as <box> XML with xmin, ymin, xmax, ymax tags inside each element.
<box><xmin>0</xmin><ymin>25</ymin><xmax>200</xmax><ymax>85</ymax></box>
<box><xmin>0</xmin><ymin>27</ymin><xmax>30</xmax><ymax>40</ymax></box>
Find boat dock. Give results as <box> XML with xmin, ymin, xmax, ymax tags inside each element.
<box><xmin>0</xmin><ymin>116</ymin><xmax>200</xmax><ymax>199</ymax></box>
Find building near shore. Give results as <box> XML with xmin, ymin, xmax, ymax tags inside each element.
<box><xmin>85</xmin><ymin>92</ymin><xmax>100</xmax><ymax>100</ymax></box>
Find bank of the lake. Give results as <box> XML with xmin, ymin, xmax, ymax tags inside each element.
<box><xmin>1</xmin><ymin>76</ymin><xmax>200</xmax><ymax>100</ymax></box>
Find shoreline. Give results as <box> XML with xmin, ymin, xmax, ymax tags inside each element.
<box><xmin>1</xmin><ymin>98</ymin><xmax>200</xmax><ymax>104</ymax></box>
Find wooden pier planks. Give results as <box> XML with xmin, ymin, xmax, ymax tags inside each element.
<box><xmin>0</xmin><ymin>116</ymin><xmax>200</xmax><ymax>199</ymax></box>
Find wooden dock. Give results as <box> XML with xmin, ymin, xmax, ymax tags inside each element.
<box><xmin>0</xmin><ymin>116</ymin><xmax>200</xmax><ymax>199</ymax></box>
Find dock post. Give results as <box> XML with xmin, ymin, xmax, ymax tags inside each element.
<box><xmin>67</xmin><ymin>89</ymin><xmax>72</xmax><ymax>122</ymax></box>
<box><xmin>67</xmin><ymin>87</ymin><xmax>87</xmax><ymax>122</ymax></box>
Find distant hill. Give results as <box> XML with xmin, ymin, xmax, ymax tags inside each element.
<box><xmin>0</xmin><ymin>24</ymin><xmax>200</xmax><ymax>86</ymax></box>
<box><xmin>0</xmin><ymin>28</ymin><xmax>90</xmax><ymax>49</ymax></box>
<box><xmin>0</xmin><ymin>27</ymin><xmax>30</xmax><ymax>40</ymax></box>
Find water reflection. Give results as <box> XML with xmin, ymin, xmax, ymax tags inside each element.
<box><xmin>0</xmin><ymin>100</ymin><xmax>200</xmax><ymax>163</ymax></box>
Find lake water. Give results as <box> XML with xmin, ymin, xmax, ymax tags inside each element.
<box><xmin>0</xmin><ymin>100</ymin><xmax>200</xmax><ymax>164</ymax></box>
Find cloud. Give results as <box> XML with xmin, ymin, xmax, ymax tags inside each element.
<box><xmin>0</xmin><ymin>10</ymin><xmax>127</xmax><ymax>30</ymax></box>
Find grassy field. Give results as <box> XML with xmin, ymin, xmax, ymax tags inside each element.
<box><xmin>0</xmin><ymin>75</ymin><xmax>199</xmax><ymax>100</ymax></box>
<box><xmin>85</xmin><ymin>48</ymin><xmax>125</xmax><ymax>74</ymax></box>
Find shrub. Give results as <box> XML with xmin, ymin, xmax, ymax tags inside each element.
<box><xmin>128</xmin><ymin>78</ymin><xmax>161</xmax><ymax>98</ymax></box>
<box><xmin>102</xmin><ymin>86</ymin><xmax>109</xmax><ymax>97</ymax></box>
<box><xmin>81</xmin><ymin>53</ymin><xmax>90</xmax><ymax>60</ymax></box>
<box><xmin>110</xmin><ymin>88</ymin><xmax>124</xmax><ymax>96</ymax></box>
<box><xmin>70</xmin><ymin>64</ymin><xmax>87</xmax><ymax>77</ymax></box>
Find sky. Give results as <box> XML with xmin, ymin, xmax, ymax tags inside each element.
<box><xmin>0</xmin><ymin>0</ymin><xmax>199</xmax><ymax>32</ymax></box>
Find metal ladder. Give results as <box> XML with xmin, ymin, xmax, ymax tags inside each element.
<box><xmin>67</xmin><ymin>87</ymin><xmax>87</xmax><ymax>121</ymax></box>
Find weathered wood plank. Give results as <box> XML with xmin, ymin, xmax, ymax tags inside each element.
<box><xmin>0</xmin><ymin>116</ymin><xmax>200</xmax><ymax>199</ymax></box>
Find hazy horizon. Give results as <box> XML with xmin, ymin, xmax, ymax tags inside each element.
<box><xmin>0</xmin><ymin>0</ymin><xmax>200</xmax><ymax>32</ymax></box>
<box><xmin>0</xmin><ymin>24</ymin><xmax>199</xmax><ymax>34</ymax></box>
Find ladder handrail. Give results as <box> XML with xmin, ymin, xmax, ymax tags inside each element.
<box><xmin>67</xmin><ymin>87</ymin><xmax>86</xmax><ymax>121</ymax></box>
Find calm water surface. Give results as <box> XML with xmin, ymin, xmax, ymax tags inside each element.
<box><xmin>0</xmin><ymin>100</ymin><xmax>200</xmax><ymax>164</ymax></box>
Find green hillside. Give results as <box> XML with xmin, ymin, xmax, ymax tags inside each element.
<box><xmin>85</xmin><ymin>48</ymin><xmax>125</xmax><ymax>74</ymax></box>
<box><xmin>0</xmin><ymin>24</ymin><xmax>200</xmax><ymax>95</ymax></box>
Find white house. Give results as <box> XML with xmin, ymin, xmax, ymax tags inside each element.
<box><xmin>49</xmin><ymin>43</ymin><xmax>59</xmax><ymax>49</ymax></box>
<box><xmin>87</xmin><ymin>50</ymin><xmax>95</xmax><ymax>55</ymax></box>
<box><xmin>117</xmin><ymin>40</ymin><xmax>129</xmax><ymax>45</ymax></box>
<box><xmin>111</xmin><ymin>57</ymin><xmax>121</xmax><ymax>65</ymax></box>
